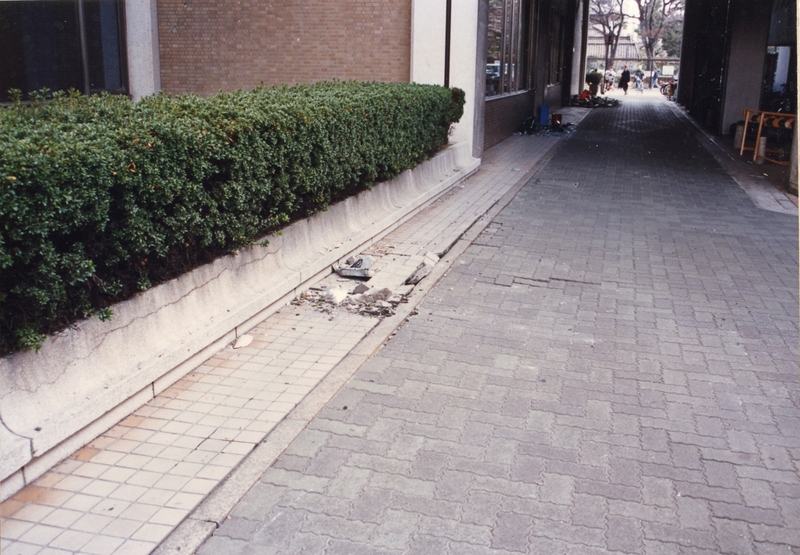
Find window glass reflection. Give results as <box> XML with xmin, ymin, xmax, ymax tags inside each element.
<box><xmin>0</xmin><ymin>0</ymin><xmax>126</xmax><ymax>101</ymax></box>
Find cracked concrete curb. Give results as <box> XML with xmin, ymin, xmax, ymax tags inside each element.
<box><xmin>153</xmin><ymin>130</ymin><xmax>571</xmax><ymax>555</ymax></box>
<box><xmin>0</xmin><ymin>143</ymin><xmax>480</xmax><ymax>500</ymax></box>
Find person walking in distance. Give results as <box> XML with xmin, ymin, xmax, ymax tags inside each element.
<box><xmin>604</xmin><ymin>66</ymin><xmax>615</xmax><ymax>94</ymax></box>
<box><xmin>618</xmin><ymin>66</ymin><xmax>631</xmax><ymax>95</ymax></box>
<box><xmin>634</xmin><ymin>67</ymin><xmax>645</xmax><ymax>93</ymax></box>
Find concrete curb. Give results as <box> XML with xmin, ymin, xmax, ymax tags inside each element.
<box><xmin>0</xmin><ymin>143</ymin><xmax>480</xmax><ymax>500</ymax></box>
<box><xmin>152</xmin><ymin>129</ymin><xmax>571</xmax><ymax>555</ymax></box>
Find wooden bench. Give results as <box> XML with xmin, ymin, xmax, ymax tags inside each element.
<box><xmin>738</xmin><ymin>109</ymin><xmax>795</xmax><ymax>165</ymax></box>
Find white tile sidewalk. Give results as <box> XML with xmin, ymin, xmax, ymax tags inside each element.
<box><xmin>0</xmin><ymin>109</ymin><xmax>589</xmax><ymax>555</ymax></box>
<box><xmin>1</xmin><ymin>310</ymin><xmax>377</xmax><ymax>555</ymax></box>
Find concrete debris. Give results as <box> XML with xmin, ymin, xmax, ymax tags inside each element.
<box><xmin>360</xmin><ymin>288</ymin><xmax>393</xmax><ymax>303</ymax></box>
<box><xmin>394</xmin><ymin>285</ymin><xmax>414</xmax><ymax>296</ymax></box>
<box><xmin>333</xmin><ymin>255</ymin><xmax>375</xmax><ymax>278</ymax></box>
<box><xmin>293</xmin><ymin>285</ymin><xmax>403</xmax><ymax>319</ymax></box>
<box><xmin>233</xmin><ymin>335</ymin><xmax>253</xmax><ymax>349</ymax></box>
<box><xmin>321</xmin><ymin>286</ymin><xmax>349</xmax><ymax>305</ymax></box>
<box><xmin>293</xmin><ymin>250</ymin><xmax>429</xmax><ymax>318</ymax></box>
<box><xmin>405</xmin><ymin>252</ymin><xmax>440</xmax><ymax>285</ymax></box>
<box><xmin>532</xmin><ymin>123</ymin><xmax>576</xmax><ymax>136</ymax></box>
<box><xmin>352</xmin><ymin>283</ymin><xmax>370</xmax><ymax>295</ymax></box>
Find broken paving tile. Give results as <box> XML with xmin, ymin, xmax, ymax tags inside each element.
<box><xmin>405</xmin><ymin>252</ymin><xmax>440</xmax><ymax>285</ymax></box>
<box><xmin>360</xmin><ymin>288</ymin><xmax>393</xmax><ymax>303</ymax></box>
<box><xmin>233</xmin><ymin>335</ymin><xmax>253</xmax><ymax>349</ymax></box>
<box><xmin>352</xmin><ymin>283</ymin><xmax>370</xmax><ymax>295</ymax></box>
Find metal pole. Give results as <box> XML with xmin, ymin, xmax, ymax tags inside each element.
<box><xmin>76</xmin><ymin>0</ymin><xmax>91</xmax><ymax>94</ymax></box>
<box><xmin>445</xmin><ymin>0</ymin><xmax>452</xmax><ymax>87</ymax></box>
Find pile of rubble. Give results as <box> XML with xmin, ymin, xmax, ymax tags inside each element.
<box><xmin>292</xmin><ymin>284</ymin><xmax>403</xmax><ymax>318</ymax></box>
<box><xmin>291</xmin><ymin>251</ymin><xmax>441</xmax><ymax>319</ymax></box>
<box><xmin>569</xmin><ymin>94</ymin><xmax>619</xmax><ymax>108</ymax></box>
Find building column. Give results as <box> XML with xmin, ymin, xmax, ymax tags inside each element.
<box><xmin>411</xmin><ymin>0</ymin><xmax>479</xmax><ymax>156</ymax></box>
<box><xmin>569</xmin><ymin>0</ymin><xmax>587</xmax><ymax>96</ymax></box>
<box><xmin>125</xmin><ymin>0</ymin><xmax>161</xmax><ymax>100</ymax></box>
<box><xmin>788</xmin><ymin>126</ymin><xmax>798</xmax><ymax>194</ymax></box>
<box><xmin>720</xmin><ymin>0</ymin><xmax>772</xmax><ymax>134</ymax></box>
<box><xmin>473</xmin><ymin>0</ymin><xmax>488</xmax><ymax>158</ymax></box>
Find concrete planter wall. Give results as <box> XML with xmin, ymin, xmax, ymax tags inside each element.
<box><xmin>0</xmin><ymin>143</ymin><xmax>480</xmax><ymax>500</ymax></box>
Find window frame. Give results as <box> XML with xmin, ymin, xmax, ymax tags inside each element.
<box><xmin>82</xmin><ymin>0</ymin><xmax>129</xmax><ymax>96</ymax></box>
<box><xmin>486</xmin><ymin>0</ymin><xmax>531</xmax><ymax>98</ymax></box>
<box><xmin>0</xmin><ymin>0</ymin><xmax>128</xmax><ymax>102</ymax></box>
<box><xmin>547</xmin><ymin>8</ymin><xmax>565</xmax><ymax>86</ymax></box>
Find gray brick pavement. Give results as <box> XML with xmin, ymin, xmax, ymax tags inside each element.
<box><xmin>198</xmin><ymin>98</ymin><xmax>798</xmax><ymax>554</ymax></box>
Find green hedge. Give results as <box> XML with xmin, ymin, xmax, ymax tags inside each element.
<box><xmin>0</xmin><ymin>82</ymin><xmax>465</xmax><ymax>354</ymax></box>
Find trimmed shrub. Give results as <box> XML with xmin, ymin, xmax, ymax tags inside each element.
<box><xmin>585</xmin><ymin>71</ymin><xmax>603</xmax><ymax>86</ymax></box>
<box><xmin>0</xmin><ymin>82</ymin><xmax>465</xmax><ymax>354</ymax></box>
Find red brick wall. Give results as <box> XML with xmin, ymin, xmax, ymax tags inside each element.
<box><xmin>157</xmin><ymin>0</ymin><xmax>412</xmax><ymax>96</ymax></box>
<box><xmin>484</xmin><ymin>91</ymin><xmax>535</xmax><ymax>150</ymax></box>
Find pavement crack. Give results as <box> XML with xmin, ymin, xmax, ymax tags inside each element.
<box><xmin>513</xmin><ymin>277</ymin><xmax>550</xmax><ymax>287</ymax></box>
<box><xmin>549</xmin><ymin>277</ymin><xmax>602</xmax><ymax>286</ymax></box>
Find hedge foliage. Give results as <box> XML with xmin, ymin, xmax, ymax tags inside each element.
<box><xmin>0</xmin><ymin>82</ymin><xmax>465</xmax><ymax>354</ymax></box>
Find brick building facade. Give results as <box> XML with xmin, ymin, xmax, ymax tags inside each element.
<box><xmin>1</xmin><ymin>0</ymin><xmax>588</xmax><ymax>160</ymax></box>
<box><xmin>157</xmin><ymin>0</ymin><xmax>412</xmax><ymax>95</ymax></box>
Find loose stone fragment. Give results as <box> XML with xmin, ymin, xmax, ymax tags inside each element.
<box><xmin>361</xmin><ymin>288</ymin><xmax>393</xmax><ymax>302</ymax></box>
<box><xmin>233</xmin><ymin>335</ymin><xmax>253</xmax><ymax>349</ymax></box>
<box><xmin>334</xmin><ymin>255</ymin><xmax>375</xmax><ymax>278</ymax></box>
<box><xmin>405</xmin><ymin>252</ymin><xmax>440</xmax><ymax>285</ymax></box>
<box><xmin>352</xmin><ymin>283</ymin><xmax>370</xmax><ymax>295</ymax></box>
<box><xmin>322</xmin><ymin>286</ymin><xmax>349</xmax><ymax>305</ymax></box>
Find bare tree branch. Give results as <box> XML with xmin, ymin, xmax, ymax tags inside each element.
<box><xmin>589</xmin><ymin>0</ymin><xmax>632</xmax><ymax>69</ymax></box>
<box><xmin>631</xmin><ymin>0</ymin><xmax>684</xmax><ymax>69</ymax></box>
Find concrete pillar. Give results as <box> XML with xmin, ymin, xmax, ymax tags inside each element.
<box><xmin>787</xmin><ymin>125</ymin><xmax>798</xmax><ymax>194</ymax></box>
<box><xmin>570</xmin><ymin>0</ymin><xmax>585</xmax><ymax>96</ymax></box>
<box><xmin>473</xmin><ymin>0</ymin><xmax>488</xmax><ymax>158</ymax></box>
<box><xmin>125</xmin><ymin>0</ymin><xmax>161</xmax><ymax>100</ymax></box>
<box><xmin>411</xmin><ymin>0</ymin><xmax>479</xmax><ymax>155</ymax></box>
<box><xmin>449</xmin><ymin>1</ymin><xmax>479</xmax><ymax>149</ymax></box>
<box><xmin>720</xmin><ymin>0</ymin><xmax>771</xmax><ymax>134</ymax></box>
<box><xmin>676</xmin><ymin>0</ymin><xmax>700</xmax><ymax>107</ymax></box>
<box><xmin>410</xmin><ymin>0</ymin><xmax>447</xmax><ymax>86</ymax></box>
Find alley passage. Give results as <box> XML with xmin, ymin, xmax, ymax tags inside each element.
<box><xmin>201</xmin><ymin>96</ymin><xmax>799</xmax><ymax>554</ymax></box>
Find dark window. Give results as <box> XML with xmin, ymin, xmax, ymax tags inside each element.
<box><xmin>0</xmin><ymin>0</ymin><xmax>127</xmax><ymax>102</ymax></box>
<box><xmin>84</xmin><ymin>0</ymin><xmax>125</xmax><ymax>92</ymax></box>
<box><xmin>548</xmin><ymin>9</ymin><xmax>565</xmax><ymax>85</ymax></box>
<box><xmin>486</xmin><ymin>0</ymin><xmax>530</xmax><ymax>97</ymax></box>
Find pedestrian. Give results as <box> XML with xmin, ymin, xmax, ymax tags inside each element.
<box><xmin>634</xmin><ymin>67</ymin><xmax>644</xmax><ymax>93</ymax></box>
<box><xmin>651</xmin><ymin>69</ymin><xmax>659</xmax><ymax>88</ymax></box>
<box><xmin>604</xmin><ymin>66</ymin><xmax>615</xmax><ymax>93</ymax></box>
<box><xmin>618</xmin><ymin>65</ymin><xmax>630</xmax><ymax>95</ymax></box>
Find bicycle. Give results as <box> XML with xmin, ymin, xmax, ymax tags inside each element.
<box><xmin>660</xmin><ymin>80</ymin><xmax>677</xmax><ymax>100</ymax></box>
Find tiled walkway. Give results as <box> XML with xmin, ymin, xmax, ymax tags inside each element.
<box><xmin>1</xmin><ymin>311</ymin><xmax>376</xmax><ymax>555</ymax></box>
<box><xmin>0</xmin><ymin>110</ymin><xmax>588</xmax><ymax>555</ymax></box>
<box><xmin>196</xmin><ymin>92</ymin><xmax>799</xmax><ymax>554</ymax></box>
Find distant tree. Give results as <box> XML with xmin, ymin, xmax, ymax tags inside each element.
<box><xmin>659</xmin><ymin>14</ymin><xmax>684</xmax><ymax>57</ymax></box>
<box><xmin>632</xmin><ymin>0</ymin><xmax>684</xmax><ymax>68</ymax></box>
<box><xmin>590</xmin><ymin>0</ymin><xmax>629</xmax><ymax>70</ymax></box>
